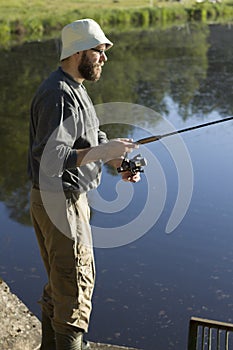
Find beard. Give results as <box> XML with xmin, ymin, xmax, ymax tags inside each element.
<box><xmin>78</xmin><ymin>52</ymin><xmax>102</xmax><ymax>82</ymax></box>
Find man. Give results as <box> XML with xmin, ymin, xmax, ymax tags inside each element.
<box><xmin>28</xmin><ymin>19</ymin><xmax>140</xmax><ymax>350</ymax></box>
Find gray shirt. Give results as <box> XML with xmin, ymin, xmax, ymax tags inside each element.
<box><xmin>28</xmin><ymin>67</ymin><xmax>108</xmax><ymax>193</ymax></box>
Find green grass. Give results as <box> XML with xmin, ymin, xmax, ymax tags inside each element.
<box><xmin>0</xmin><ymin>0</ymin><xmax>226</xmax><ymax>22</ymax></box>
<box><xmin>0</xmin><ymin>0</ymin><xmax>232</xmax><ymax>46</ymax></box>
<box><xmin>0</xmin><ymin>0</ymin><xmax>191</xmax><ymax>20</ymax></box>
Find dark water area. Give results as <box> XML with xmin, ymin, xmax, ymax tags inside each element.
<box><xmin>0</xmin><ymin>23</ymin><xmax>233</xmax><ymax>349</ymax></box>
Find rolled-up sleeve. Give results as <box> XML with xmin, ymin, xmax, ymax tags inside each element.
<box><xmin>98</xmin><ymin>129</ymin><xmax>108</xmax><ymax>144</ymax></box>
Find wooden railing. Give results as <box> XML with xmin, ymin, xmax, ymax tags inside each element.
<box><xmin>188</xmin><ymin>317</ymin><xmax>233</xmax><ymax>350</ymax></box>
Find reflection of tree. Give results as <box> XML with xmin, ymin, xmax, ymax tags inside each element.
<box><xmin>0</xmin><ymin>40</ymin><xmax>59</xmax><ymax>224</ymax></box>
<box><xmin>4</xmin><ymin>182</ymin><xmax>32</xmax><ymax>225</ymax></box>
<box><xmin>191</xmin><ymin>25</ymin><xmax>233</xmax><ymax>117</ymax></box>
<box><xmin>134</xmin><ymin>23</ymin><xmax>210</xmax><ymax>119</ymax></box>
<box><xmin>0</xmin><ymin>24</ymin><xmax>232</xmax><ymax>225</ymax></box>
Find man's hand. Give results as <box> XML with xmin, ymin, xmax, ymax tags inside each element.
<box><xmin>121</xmin><ymin>171</ymin><xmax>141</xmax><ymax>183</ymax></box>
<box><xmin>76</xmin><ymin>138</ymin><xmax>139</xmax><ymax>166</ymax></box>
<box><xmin>100</xmin><ymin>138</ymin><xmax>139</xmax><ymax>163</ymax></box>
<box><xmin>107</xmin><ymin>158</ymin><xmax>141</xmax><ymax>183</ymax></box>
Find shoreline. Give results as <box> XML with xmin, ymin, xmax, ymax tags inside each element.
<box><xmin>0</xmin><ymin>278</ymin><xmax>141</xmax><ymax>350</ymax></box>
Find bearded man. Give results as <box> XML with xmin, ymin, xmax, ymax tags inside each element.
<box><xmin>28</xmin><ymin>19</ymin><xmax>140</xmax><ymax>350</ymax></box>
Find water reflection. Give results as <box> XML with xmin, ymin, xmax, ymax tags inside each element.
<box><xmin>0</xmin><ymin>23</ymin><xmax>232</xmax><ymax>349</ymax></box>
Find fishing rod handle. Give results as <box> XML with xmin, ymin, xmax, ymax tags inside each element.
<box><xmin>136</xmin><ymin>135</ymin><xmax>162</xmax><ymax>145</ymax></box>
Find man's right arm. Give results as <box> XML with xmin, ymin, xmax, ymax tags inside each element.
<box><xmin>75</xmin><ymin>138</ymin><xmax>139</xmax><ymax>166</ymax></box>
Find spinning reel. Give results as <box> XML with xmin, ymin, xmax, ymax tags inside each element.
<box><xmin>117</xmin><ymin>154</ymin><xmax>147</xmax><ymax>176</ymax></box>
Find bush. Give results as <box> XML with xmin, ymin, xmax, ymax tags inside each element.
<box><xmin>0</xmin><ymin>21</ymin><xmax>11</xmax><ymax>48</ymax></box>
<box><xmin>24</xmin><ymin>17</ymin><xmax>44</xmax><ymax>36</ymax></box>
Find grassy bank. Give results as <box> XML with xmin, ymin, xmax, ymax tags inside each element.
<box><xmin>0</xmin><ymin>0</ymin><xmax>233</xmax><ymax>45</ymax></box>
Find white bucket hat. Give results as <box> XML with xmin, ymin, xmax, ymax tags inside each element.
<box><xmin>60</xmin><ymin>18</ymin><xmax>113</xmax><ymax>61</ymax></box>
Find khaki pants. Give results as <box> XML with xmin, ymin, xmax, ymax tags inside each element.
<box><xmin>30</xmin><ymin>188</ymin><xmax>95</xmax><ymax>334</ymax></box>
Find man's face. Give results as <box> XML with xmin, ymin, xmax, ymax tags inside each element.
<box><xmin>78</xmin><ymin>45</ymin><xmax>107</xmax><ymax>82</ymax></box>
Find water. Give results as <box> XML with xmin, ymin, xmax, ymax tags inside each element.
<box><xmin>0</xmin><ymin>23</ymin><xmax>233</xmax><ymax>350</ymax></box>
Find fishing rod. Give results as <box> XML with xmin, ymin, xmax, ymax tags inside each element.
<box><xmin>136</xmin><ymin>116</ymin><xmax>233</xmax><ymax>145</ymax></box>
<box><xmin>117</xmin><ymin>116</ymin><xmax>233</xmax><ymax>175</ymax></box>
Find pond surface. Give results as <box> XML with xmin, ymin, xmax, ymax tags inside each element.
<box><xmin>0</xmin><ymin>23</ymin><xmax>233</xmax><ymax>350</ymax></box>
